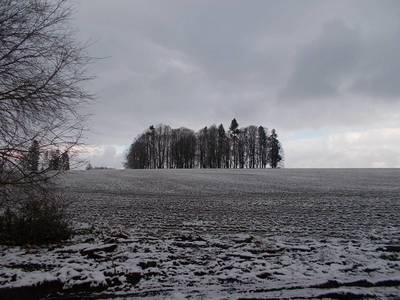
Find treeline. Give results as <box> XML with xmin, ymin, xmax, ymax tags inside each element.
<box><xmin>20</xmin><ymin>140</ymin><xmax>70</xmax><ymax>173</ymax></box>
<box><xmin>125</xmin><ymin>119</ymin><xmax>283</xmax><ymax>169</ymax></box>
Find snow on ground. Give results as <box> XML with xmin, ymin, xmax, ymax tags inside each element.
<box><xmin>1</xmin><ymin>169</ymin><xmax>400</xmax><ymax>299</ymax></box>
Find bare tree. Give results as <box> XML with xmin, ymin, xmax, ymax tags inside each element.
<box><xmin>198</xmin><ymin>127</ymin><xmax>208</xmax><ymax>168</ymax></box>
<box><xmin>247</xmin><ymin>126</ymin><xmax>257</xmax><ymax>168</ymax></box>
<box><xmin>238</xmin><ymin>128</ymin><xmax>246</xmax><ymax>169</ymax></box>
<box><xmin>0</xmin><ymin>0</ymin><xmax>92</xmax><ymax>195</ymax></box>
<box><xmin>207</xmin><ymin>125</ymin><xmax>217</xmax><ymax>168</ymax></box>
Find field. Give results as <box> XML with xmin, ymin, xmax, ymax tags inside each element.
<box><xmin>1</xmin><ymin>169</ymin><xmax>400</xmax><ymax>299</ymax></box>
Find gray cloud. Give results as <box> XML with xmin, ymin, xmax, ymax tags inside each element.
<box><xmin>282</xmin><ymin>9</ymin><xmax>400</xmax><ymax>101</ymax></box>
<box><xmin>73</xmin><ymin>0</ymin><xmax>400</xmax><ymax>167</ymax></box>
<box><xmin>281</xmin><ymin>21</ymin><xmax>361</xmax><ymax>99</ymax></box>
<box><xmin>351</xmin><ymin>29</ymin><xmax>400</xmax><ymax>98</ymax></box>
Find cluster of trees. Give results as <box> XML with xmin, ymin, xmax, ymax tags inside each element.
<box><xmin>85</xmin><ymin>163</ymin><xmax>114</xmax><ymax>170</ymax></box>
<box><xmin>125</xmin><ymin>119</ymin><xmax>283</xmax><ymax>169</ymax></box>
<box><xmin>22</xmin><ymin>140</ymin><xmax>70</xmax><ymax>173</ymax></box>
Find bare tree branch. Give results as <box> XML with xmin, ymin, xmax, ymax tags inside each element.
<box><xmin>0</xmin><ymin>0</ymin><xmax>93</xmax><ymax>199</ymax></box>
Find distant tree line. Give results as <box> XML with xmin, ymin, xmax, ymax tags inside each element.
<box><xmin>85</xmin><ymin>163</ymin><xmax>114</xmax><ymax>170</ymax></box>
<box><xmin>125</xmin><ymin>119</ymin><xmax>283</xmax><ymax>169</ymax></box>
<box><xmin>21</xmin><ymin>140</ymin><xmax>70</xmax><ymax>173</ymax></box>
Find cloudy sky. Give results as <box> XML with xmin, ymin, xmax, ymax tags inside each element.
<box><xmin>74</xmin><ymin>0</ymin><xmax>400</xmax><ymax>168</ymax></box>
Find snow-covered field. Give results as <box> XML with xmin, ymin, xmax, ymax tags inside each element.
<box><xmin>1</xmin><ymin>169</ymin><xmax>400</xmax><ymax>299</ymax></box>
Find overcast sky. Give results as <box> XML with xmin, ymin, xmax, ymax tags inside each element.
<box><xmin>74</xmin><ymin>0</ymin><xmax>400</xmax><ymax>168</ymax></box>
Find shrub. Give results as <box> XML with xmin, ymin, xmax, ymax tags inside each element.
<box><xmin>0</xmin><ymin>190</ymin><xmax>72</xmax><ymax>245</ymax></box>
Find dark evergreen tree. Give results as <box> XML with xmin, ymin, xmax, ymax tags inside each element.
<box><xmin>217</xmin><ymin>124</ymin><xmax>226</xmax><ymax>168</ymax></box>
<box><xmin>229</xmin><ymin>118</ymin><xmax>239</xmax><ymax>132</ymax></box>
<box><xmin>61</xmin><ymin>152</ymin><xmax>70</xmax><ymax>171</ymax></box>
<box><xmin>258</xmin><ymin>126</ymin><xmax>268</xmax><ymax>168</ymax></box>
<box><xmin>149</xmin><ymin>125</ymin><xmax>156</xmax><ymax>169</ymax></box>
<box><xmin>268</xmin><ymin>129</ymin><xmax>283</xmax><ymax>169</ymax></box>
<box><xmin>229</xmin><ymin>118</ymin><xmax>240</xmax><ymax>168</ymax></box>
<box><xmin>26</xmin><ymin>140</ymin><xmax>40</xmax><ymax>172</ymax></box>
<box><xmin>49</xmin><ymin>149</ymin><xmax>61</xmax><ymax>170</ymax></box>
